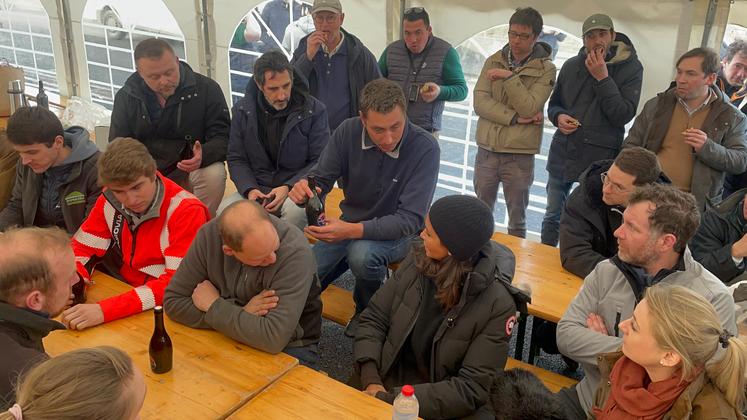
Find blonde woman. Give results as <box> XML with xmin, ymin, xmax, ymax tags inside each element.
<box><xmin>591</xmin><ymin>283</ymin><xmax>746</xmax><ymax>419</ymax></box>
<box><xmin>2</xmin><ymin>346</ymin><xmax>146</xmax><ymax>420</ymax></box>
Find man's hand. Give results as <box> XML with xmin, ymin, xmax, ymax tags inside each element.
<box><xmin>243</xmin><ymin>289</ymin><xmax>279</xmax><ymax>316</ymax></box>
<box><xmin>192</xmin><ymin>280</ymin><xmax>220</xmax><ymax>312</ymax></box>
<box><xmin>586</xmin><ymin>313</ymin><xmax>609</xmax><ymax>335</ymax></box>
<box><xmin>61</xmin><ymin>304</ymin><xmax>105</xmax><ymax>330</ymax></box>
<box><xmin>363</xmin><ymin>384</ymin><xmax>387</xmax><ymax>397</ymax></box>
<box><xmin>732</xmin><ymin>233</ymin><xmax>747</xmax><ymax>260</ymax></box>
<box><xmin>420</xmin><ymin>82</ymin><xmax>440</xmax><ymax>103</ymax></box>
<box><xmin>486</xmin><ymin>68</ymin><xmax>513</xmax><ymax>81</ymax></box>
<box><xmin>304</xmin><ymin>217</ymin><xmax>361</xmax><ymax>242</ymax></box>
<box><xmin>517</xmin><ymin>111</ymin><xmax>544</xmax><ymax>125</ymax></box>
<box><xmin>306</xmin><ymin>31</ymin><xmax>327</xmax><ymax>60</ymax></box>
<box><xmin>289</xmin><ymin>178</ymin><xmax>321</xmax><ymax>205</ymax></box>
<box><xmin>177</xmin><ymin>141</ymin><xmax>203</xmax><ymax>173</ymax></box>
<box><xmin>247</xmin><ymin>189</ymin><xmax>266</xmax><ymax>202</ymax></box>
<box><xmin>264</xmin><ymin>186</ymin><xmax>290</xmax><ymax>213</ymax></box>
<box><xmin>585</xmin><ymin>48</ymin><xmax>609</xmax><ymax>81</ymax></box>
<box><xmin>683</xmin><ymin>128</ymin><xmax>708</xmax><ymax>152</ymax></box>
<box><xmin>557</xmin><ymin>114</ymin><xmax>580</xmax><ymax>135</ymax></box>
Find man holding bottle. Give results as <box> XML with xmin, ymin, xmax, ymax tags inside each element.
<box><xmin>222</xmin><ymin>50</ymin><xmax>329</xmax><ymax>228</ymax></box>
<box><xmin>289</xmin><ymin>78</ymin><xmax>440</xmax><ymax>337</ymax></box>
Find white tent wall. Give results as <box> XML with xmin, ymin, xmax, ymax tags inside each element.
<box><xmin>22</xmin><ymin>0</ymin><xmax>735</xmax><ymax>115</ymax></box>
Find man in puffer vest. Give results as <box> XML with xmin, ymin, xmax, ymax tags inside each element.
<box><xmin>62</xmin><ymin>138</ymin><xmax>209</xmax><ymax>330</ymax></box>
<box><xmin>379</xmin><ymin>7</ymin><xmax>467</xmax><ymax>137</ymax></box>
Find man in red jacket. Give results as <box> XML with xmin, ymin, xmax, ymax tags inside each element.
<box><xmin>61</xmin><ymin>138</ymin><xmax>209</xmax><ymax>330</ymax></box>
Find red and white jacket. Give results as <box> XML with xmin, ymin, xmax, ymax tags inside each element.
<box><xmin>72</xmin><ymin>173</ymin><xmax>209</xmax><ymax>322</ymax></box>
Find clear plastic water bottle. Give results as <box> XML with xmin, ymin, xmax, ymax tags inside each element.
<box><xmin>392</xmin><ymin>384</ymin><xmax>419</xmax><ymax>420</ymax></box>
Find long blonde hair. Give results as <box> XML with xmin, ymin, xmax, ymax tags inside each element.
<box><xmin>645</xmin><ymin>283</ymin><xmax>747</xmax><ymax>410</ymax></box>
<box><xmin>1</xmin><ymin>346</ymin><xmax>138</xmax><ymax>420</ymax></box>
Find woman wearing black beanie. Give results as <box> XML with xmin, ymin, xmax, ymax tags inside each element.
<box><xmin>352</xmin><ymin>195</ymin><xmax>520</xmax><ymax>419</ymax></box>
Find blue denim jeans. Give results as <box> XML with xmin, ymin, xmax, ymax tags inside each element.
<box><xmin>284</xmin><ymin>343</ymin><xmax>319</xmax><ymax>369</ymax></box>
<box><xmin>541</xmin><ymin>174</ymin><xmax>574</xmax><ymax>246</ymax></box>
<box><xmin>312</xmin><ymin>236</ymin><xmax>415</xmax><ymax>312</ymax></box>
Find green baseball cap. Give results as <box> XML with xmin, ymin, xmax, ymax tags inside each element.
<box><xmin>582</xmin><ymin>14</ymin><xmax>614</xmax><ymax>35</ymax></box>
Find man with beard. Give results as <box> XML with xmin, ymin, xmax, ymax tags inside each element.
<box><xmin>0</xmin><ymin>227</ymin><xmax>76</xmax><ymax>408</ymax></box>
<box><xmin>624</xmin><ymin>47</ymin><xmax>747</xmax><ymax>211</ymax></box>
<box><xmin>556</xmin><ymin>184</ymin><xmax>737</xmax><ymax>418</ymax></box>
<box><xmin>223</xmin><ymin>50</ymin><xmax>329</xmax><ymax>228</ymax></box>
<box><xmin>541</xmin><ymin>14</ymin><xmax>643</xmax><ymax>246</ymax></box>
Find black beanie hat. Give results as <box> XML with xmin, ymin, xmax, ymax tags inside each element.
<box><xmin>428</xmin><ymin>195</ymin><xmax>495</xmax><ymax>261</ymax></box>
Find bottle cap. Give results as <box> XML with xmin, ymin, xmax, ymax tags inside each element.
<box><xmin>154</xmin><ymin>306</ymin><xmax>163</xmax><ymax>312</ymax></box>
<box><xmin>401</xmin><ymin>384</ymin><xmax>414</xmax><ymax>397</ymax></box>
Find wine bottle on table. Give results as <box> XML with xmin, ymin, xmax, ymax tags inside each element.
<box><xmin>149</xmin><ymin>306</ymin><xmax>173</xmax><ymax>374</ymax></box>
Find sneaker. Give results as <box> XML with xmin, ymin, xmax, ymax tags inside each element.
<box><xmin>344</xmin><ymin>313</ymin><xmax>360</xmax><ymax>338</ymax></box>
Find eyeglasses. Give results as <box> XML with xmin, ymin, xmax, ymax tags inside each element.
<box><xmin>600</xmin><ymin>171</ymin><xmax>631</xmax><ymax>194</ymax></box>
<box><xmin>404</xmin><ymin>7</ymin><xmax>425</xmax><ymax>15</ymax></box>
<box><xmin>312</xmin><ymin>13</ymin><xmax>339</xmax><ymax>23</ymax></box>
<box><xmin>508</xmin><ymin>30</ymin><xmax>534</xmax><ymax>41</ymax></box>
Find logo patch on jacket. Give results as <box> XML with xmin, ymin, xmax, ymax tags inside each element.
<box><xmin>505</xmin><ymin>315</ymin><xmax>517</xmax><ymax>336</ymax></box>
<box><xmin>64</xmin><ymin>191</ymin><xmax>86</xmax><ymax>206</ymax></box>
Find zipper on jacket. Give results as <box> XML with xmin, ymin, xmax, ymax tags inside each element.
<box><xmin>614</xmin><ymin>311</ymin><xmax>621</xmax><ymax>337</ymax></box>
<box><xmin>429</xmin><ymin>273</ymin><xmax>474</xmax><ymax>380</ymax></box>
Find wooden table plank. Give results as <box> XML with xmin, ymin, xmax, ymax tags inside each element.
<box><xmin>491</xmin><ymin>232</ymin><xmax>583</xmax><ymax>323</ymax></box>
<box><xmin>45</xmin><ymin>273</ymin><xmax>298</xmax><ymax>420</ymax></box>
<box><xmin>229</xmin><ymin>366</ymin><xmax>396</xmax><ymax>420</ymax></box>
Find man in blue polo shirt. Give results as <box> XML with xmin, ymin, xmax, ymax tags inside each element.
<box><xmin>290</xmin><ymin>0</ymin><xmax>380</xmax><ymax>130</ymax></box>
<box><xmin>289</xmin><ymin>79</ymin><xmax>440</xmax><ymax>336</ymax></box>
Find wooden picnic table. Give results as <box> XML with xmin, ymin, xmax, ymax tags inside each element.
<box><xmin>45</xmin><ymin>272</ymin><xmax>298</xmax><ymax>420</ymax></box>
<box><xmin>228</xmin><ymin>365</ymin><xmax>398</xmax><ymax>420</ymax></box>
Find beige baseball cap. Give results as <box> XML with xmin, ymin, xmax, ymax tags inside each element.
<box><xmin>311</xmin><ymin>0</ymin><xmax>342</xmax><ymax>14</ymax></box>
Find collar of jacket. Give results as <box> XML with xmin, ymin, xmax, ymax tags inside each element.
<box><xmin>103</xmin><ymin>173</ymin><xmax>166</xmax><ymax>230</ymax></box>
<box><xmin>495</xmin><ymin>41</ymin><xmax>552</xmax><ymax>73</ymax></box>
<box><xmin>610</xmin><ymin>251</ymin><xmax>688</xmax><ymax>302</ymax></box>
<box><xmin>338</xmin><ymin>27</ymin><xmax>363</xmax><ymax>63</ymax></box>
<box><xmin>121</xmin><ymin>61</ymin><xmax>198</xmax><ymax>105</ymax></box>
<box><xmin>0</xmin><ymin>301</ymin><xmax>65</xmax><ymax>341</ymax></box>
<box><xmin>596</xmin><ymin>350</ymin><xmax>715</xmax><ymax>418</ymax></box>
<box><xmin>577</xmin><ymin>31</ymin><xmax>637</xmax><ymax>66</ymax></box>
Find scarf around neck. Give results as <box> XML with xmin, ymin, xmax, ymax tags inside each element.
<box><xmin>593</xmin><ymin>355</ymin><xmax>691</xmax><ymax>420</ymax></box>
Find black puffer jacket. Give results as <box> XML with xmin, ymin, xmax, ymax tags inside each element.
<box><xmin>690</xmin><ymin>188</ymin><xmax>747</xmax><ymax>283</ymax></box>
<box><xmin>109</xmin><ymin>61</ymin><xmax>230</xmax><ymax>180</ymax></box>
<box><xmin>0</xmin><ymin>302</ymin><xmax>64</xmax><ymax>409</ymax></box>
<box><xmin>546</xmin><ymin>32</ymin><xmax>643</xmax><ymax>183</ymax></box>
<box><xmin>559</xmin><ymin>160</ymin><xmax>670</xmax><ymax>278</ymax></box>
<box><xmin>354</xmin><ymin>241</ymin><xmax>521</xmax><ymax>419</ymax></box>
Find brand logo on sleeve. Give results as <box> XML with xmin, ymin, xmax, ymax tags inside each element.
<box><xmin>64</xmin><ymin>191</ymin><xmax>86</xmax><ymax>206</ymax></box>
